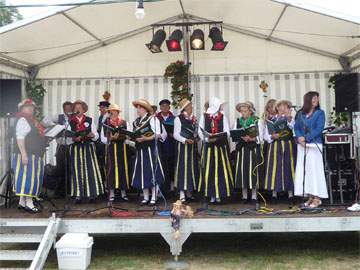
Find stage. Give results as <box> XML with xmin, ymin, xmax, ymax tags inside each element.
<box><xmin>1</xmin><ymin>197</ymin><xmax>360</xmax><ymax>262</ymax></box>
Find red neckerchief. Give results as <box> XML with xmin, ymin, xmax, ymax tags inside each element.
<box><xmin>182</xmin><ymin>112</ymin><xmax>196</xmax><ymax>124</ymax></box>
<box><xmin>16</xmin><ymin>112</ymin><xmax>45</xmax><ymax>137</ymax></box>
<box><xmin>109</xmin><ymin>116</ymin><xmax>122</xmax><ymax>127</ymax></box>
<box><xmin>206</xmin><ymin>112</ymin><xmax>223</xmax><ymax>134</ymax></box>
<box><xmin>71</xmin><ymin>115</ymin><xmax>87</xmax><ymax>131</ymax></box>
<box><xmin>156</xmin><ymin>111</ymin><xmax>174</xmax><ymax>122</ymax></box>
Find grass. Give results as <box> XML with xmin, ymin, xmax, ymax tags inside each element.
<box><xmin>2</xmin><ymin>232</ymin><xmax>359</xmax><ymax>269</ymax></box>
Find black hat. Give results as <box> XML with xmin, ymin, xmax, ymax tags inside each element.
<box><xmin>98</xmin><ymin>101</ymin><xmax>110</xmax><ymax>107</ymax></box>
<box><xmin>159</xmin><ymin>99</ymin><xmax>171</xmax><ymax>106</ymax></box>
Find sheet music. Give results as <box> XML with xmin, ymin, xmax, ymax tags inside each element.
<box><xmin>45</xmin><ymin>124</ymin><xmax>65</xmax><ymax>138</ymax></box>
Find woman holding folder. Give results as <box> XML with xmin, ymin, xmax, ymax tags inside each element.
<box><xmin>198</xmin><ymin>97</ymin><xmax>234</xmax><ymax>204</ymax></box>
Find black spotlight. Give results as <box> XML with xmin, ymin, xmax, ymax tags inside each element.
<box><xmin>209</xmin><ymin>26</ymin><xmax>228</xmax><ymax>51</ymax></box>
<box><xmin>146</xmin><ymin>29</ymin><xmax>166</xmax><ymax>53</ymax></box>
<box><xmin>190</xmin><ymin>29</ymin><xmax>205</xmax><ymax>50</ymax></box>
<box><xmin>166</xmin><ymin>29</ymin><xmax>183</xmax><ymax>52</ymax></box>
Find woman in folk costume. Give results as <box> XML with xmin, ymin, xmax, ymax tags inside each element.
<box><xmin>12</xmin><ymin>99</ymin><xmax>47</xmax><ymax>213</ymax></box>
<box><xmin>263</xmin><ymin>100</ymin><xmax>296</xmax><ymax>200</ymax></box>
<box><xmin>173</xmin><ymin>98</ymin><xmax>199</xmax><ymax>202</ymax></box>
<box><xmin>233</xmin><ymin>101</ymin><xmax>263</xmax><ymax>202</ymax></box>
<box><xmin>69</xmin><ymin>100</ymin><xmax>104</xmax><ymax>203</ymax></box>
<box><xmin>100</xmin><ymin>104</ymin><xmax>131</xmax><ymax>202</ymax></box>
<box><xmin>131</xmin><ymin>99</ymin><xmax>166</xmax><ymax>206</ymax></box>
<box><xmin>294</xmin><ymin>91</ymin><xmax>328</xmax><ymax>208</ymax></box>
<box><xmin>198</xmin><ymin>97</ymin><xmax>234</xmax><ymax>203</ymax></box>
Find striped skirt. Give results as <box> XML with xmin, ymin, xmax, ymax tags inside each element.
<box><xmin>174</xmin><ymin>142</ymin><xmax>199</xmax><ymax>192</ymax></box>
<box><xmin>69</xmin><ymin>143</ymin><xmax>104</xmax><ymax>198</ymax></box>
<box><xmin>235</xmin><ymin>144</ymin><xmax>264</xmax><ymax>190</ymax></box>
<box><xmin>198</xmin><ymin>143</ymin><xmax>234</xmax><ymax>199</ymax></box>
<box><xmin>131</xmin><ymin>144</ymin><xmax>165</xmax><ymax>190</ymax></box>
<box><xmin>105</xmin><ymin>142</ymin><xmax>130</xmax><ymax>191</ymax></box>
<box><xmin>11</xmin><ymin>153</ymin><xmax>44</xmax><ymax>198</ymax></box>
<box><xmin>264</xmin><ymin>139</ymin><xmax>296</xmax><ymax>192</ymax></box>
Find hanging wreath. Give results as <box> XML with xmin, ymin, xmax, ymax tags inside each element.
<box><xmin>164</xmin><ymin>60</ymin><xmax>192</xmax><ymax>108</ymax></box>
<box><xmin>25</xmin><ymin>80</ymin><xmax>46</xmax><ymax>119</ymax></box>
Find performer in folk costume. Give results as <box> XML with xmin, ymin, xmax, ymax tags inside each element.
<box><xmin>131</xmin><ymin>99</ymin><xmax>166</xmax><ymax>206</ymax></box>
<box><xmin>258</xmin><ymin>99</ymin><xmax>277</xmax><ymax>190</ymax></box>
<box><xmin>264</xmin><ymin>100</ymin><xmax>296</xmax><ymax>200</ymax></box>
<box><xmin>96</xmin><ymin>99</ymin><xmax>110</xmax><ymax>182</ymax></box>
<box><xmin>68</xmin><ymin>100</ymin><xmax>104</xmax><ymax>203</ymax></box>
<box><xmin>12</xmin><ymin>99</ymin><xmax>47</xmax><ymax>213</ymax></box>
<box><xmin>100</xmin><ymin>104</ymin><xmax>131</xmax><ymax>202</ymax></box>
<box><xmin>198</xmin><ymin>97</ymin><xmax>234</xmax><ymax>203</ymax></box>
<box><xmin>294</xmin><ymin>91</ymin><xmax>328</xmax><ymax>208</ymax></box>
<box><xmin>156</xmin><ymin>99</ymin><xmax>176</xmax><ymax>192</ymax></box>
<box><xmin>173</xmin><ymin>99</ymin><xmax>200</xmax><ymax>202</ymax></box>
<box><xmin>233</xmin><ymin>101</ymin><xmax>263</xmax><ymax>202</ymax></box>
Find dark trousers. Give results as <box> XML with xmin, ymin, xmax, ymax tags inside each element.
<box><xmin>55</xmin><ymin>144</ymin><xmax>70</xmax><ymax>197</ymax></box>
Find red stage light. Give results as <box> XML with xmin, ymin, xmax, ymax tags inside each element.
<box><xmin>214</xmin><ymin>42</ymin><xmax>226</xmax><ymax>50</ymax></box>
<box><xmin>169</xmin><ymin>40</ymin><xmax>180</xmax><ymax>50</ymax></box>
<box><xmin>166</xmin><ymin>29</ymin><xmax>183</xmax><ymax>52</ymax></box>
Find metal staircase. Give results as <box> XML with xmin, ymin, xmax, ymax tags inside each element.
<box><xmin>0</xmin><ymin>214</ymin><xmax>59</xmax><ymax>270</ymax></box>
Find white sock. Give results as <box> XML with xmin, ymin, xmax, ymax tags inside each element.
<box><xmin>25</xmin><ymin>197</ymin><xmax>34</xmax><ymax>209</ymax></box>
<box><xmin>251</xmin><ymin>189</ymin><xmax>257</xmax><ymax>200</ymax></box>
<box><xmin>210</xmin><ymin>197</ymin><xmax>216</xmax><ymax>203</ymax></box>
<box><xmin>272</xmin><ymin>190</ymin><xmax>277</xmax><ymax>198</ymax></box>
<box><xmin>242</xmin><ymin>189</ymin><xmax>248</xmax><ymax>200</ymax></box>
<box><xmin>109</xmin><ymin>189</ymin><xmax>115</xmax><ymax>199</ymax></box>
<box><xmin>19</xmin><ymin>196</ymin><xmax>26</xmax><ymax>207</ymax></box>
<box><xmin>151</xmin><ymin>186</ymin><xmax>157</xmax><ymax>201</ymax></box>
<box><xmin>288</xmin><ymin>190</ymin><xmax>293</xmax><ymax>198</ymax></box>
<box><xmin>121</xmin><ymin>190</ymin><xmax>126</xmax><ymax>198</ymax></box>
<box><xmin>143</xmin><ymin>188</ymin><xmax>149</xmax><ymax>201</ymax></box>
<box><xmin>216</xmin><ymin>198</ymin><xmax>221</xmax><ymax>203</ymax></box>
<box><xmin>180</xmin><ymin>191</ymin><xmax>185</xmax><ymax>200</ymax></box>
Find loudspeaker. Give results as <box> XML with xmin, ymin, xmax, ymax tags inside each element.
<box><xmin>334</xmin><ymin>73</ymin><xmax>360</xmax><ymax>113</ymax></box>
<box><xmin>0</xmin><ymin>79</ymin><xmax>22</xmax><ymax>115</ymax></box>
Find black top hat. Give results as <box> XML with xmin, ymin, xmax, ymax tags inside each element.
<box><xmin>98</xmin><ymin>101</ymin><xmax>110</xmax><ymax>107</ymax></box>
<box><xmin>159</xmin><ymin>99</ymin><xmax>171</xmax><ymax>106</ymax></box>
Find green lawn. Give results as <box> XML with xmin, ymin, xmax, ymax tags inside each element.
<box><xmin>1</xmin><ymin>232</ymin><xmax>359</xmax><ymax>269</ymax></box>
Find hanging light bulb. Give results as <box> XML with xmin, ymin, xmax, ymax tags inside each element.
<box><xmin>135</xmin><ymin>0</ymin><xmax>145</xmax><ymax>20</ymax></box>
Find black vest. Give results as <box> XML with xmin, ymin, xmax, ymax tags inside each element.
<box><xmin>106</xmin><ymin>118</ymin><xmax>127</xmax><ymax>142</ymax></box>
<box><xmin>58</xmin><ymin>114</ymin><xmax>67</xmax><ymax>125</ymax></box>
<box><xmin>179</xmin><ymin>114</ymin><xmax>196</xmax><ymax>139</ymax></box>
<box><xmin>14</xmin><ymin>118</ymin><xmax>47</xmax><ymax>156</ymax></box>
<box><xmin>204</xmin><ymin>113</ymin><xmax>224</xmax><ymax>133</ymax></box>
<box><xmin>133</xmin><ymin>114</ymin><xmax>154</xmax><ymax>149</ymax></box>
<box><xmin>69</xmin><ymin>116</ymin><xmax>93</xmax><ymax>143</ymax></box>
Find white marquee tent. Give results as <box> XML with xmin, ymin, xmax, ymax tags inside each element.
<box><xmin>0</xmin><ymin>0</ymin><xmax>359</xmax><ymax>165</ymax></box>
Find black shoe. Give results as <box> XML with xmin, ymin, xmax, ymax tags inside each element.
<box><xmin>75</xmin><ymin>197</ymin><xmax>82</xmax><ymax>204</ymax></box>
<box><xmin>140</xmin><ymin>199</ymin><xmax>149</xmax><ymax>206</ymax></box>
<box><xmin>149</xmin><ymin>200</ymin><xmax>156</xmax><ymax>206</ymax></box>
<box><xmin>89</xmin><ymin>198</ymin><xmax>96</xmax><ymax>204</ymax></box>
<box><xmin>121</xmin><ymin>196</ymin><xmax>129</xmax><ymax>202</ymax></box>
<box><xmin>17</xmin><ymin>204</ymin><xmax>25</xmax><ymax>210</ymax></box>
<box><xmin>24</xmin><ymin>205</ymin><xmax>40</xmax><ymax>213</ymax></box>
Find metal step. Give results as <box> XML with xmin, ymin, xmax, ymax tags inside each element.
<box><xmin>0</xmin><ymin>250</ymin><xmax>36</xmax><ymax>261</ymax></box>
<box><xmin>0</xmin><ymin>219</ymin><xmax>49</xmax><ymax>227</ymax></box>
<box><xmin>0</xmin><ymin>233</ymin><xmax>43</xmax><ymax>243</ymax></box>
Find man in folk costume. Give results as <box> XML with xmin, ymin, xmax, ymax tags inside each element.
<box><xmin>96</xmin><ymin>99</ymin><xmax>110</xmax><ymax>182</ymax></box>
<box><xmin>198</xmin><ymin>97</ymin><xmax>234</xmax><ymax>203</ymax></box>
<box><xmin>100</xmin><ymin>104</ymin><xmax>131</xmax><ymax>202</ymax></box>
<box><xmin>131</xmin><ymin>99</ymin><xmax>166</xmax><ymax>206</ymax></box>
<box><xmin>12</xmin><ymin>99</ymin><xmax>48</xmax><ymax>213</ymax></box>
<box><xmin>156</xmin><ymin>99</ymin><xmax>176</xmax><ymax>192</ymax></box>
<box><xmin>233</xmin><ymin>101</ymin><xmax>263</xmax><ymax>203</ymax></box>
<box><xmin>173</xmin><ymin>98</ymin><xmax>199</xmax><ymax>202</ymax></box>
<box><xmin>263</xmin><ymin>100</ymin><xmax>296</xmax><ymax>201</ymax></box>
<box><xmin>68</xmin><ymin>100</ymin><xmax>104</xmax><ymax>203</ymax></box>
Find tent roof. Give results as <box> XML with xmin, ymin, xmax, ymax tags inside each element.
<box><xmin>0</xmin><ymin>0</ymin><xmax>359</xmax><ymax>73</ymax></box>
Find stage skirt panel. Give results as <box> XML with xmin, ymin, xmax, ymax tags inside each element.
<box><xmin>105</xmin><ymin>141</ymin><xmax>130</xmax><ymax>191</ymax></box>
<box><xmin>174</xmin><ymin>142</ymin><xmax>199</xmax><ymax>192</ymax></box>
<box><xmin>131</xmin><ymin>143</ymin><xmax>165</xmax><ymax>190</ymax></box>
<box><xmin>294</xmin><ymin>144</ymin><xmax>328</xmax><ymax>198</ymax></box>
<box><xmin>12</xmin><ymin>153</ymin><xmax>44</xmax><ymax>198</ymax></box>
<box><xmin>264</xmin><ymin>139</ymin><xmax>296</xmax><ymax>192</ymax></box>
<box><xmin>198</xmin><ymin>143</ymin><xmax>234</xmax><ymax>199</ymax></box>
<box><xmin>69</xmin><ymin>142</ymin><xmax>104</xmax><ymax>198</ymax></box>
<box><xmin>234</xmin><ymin>144</ymin><xmax>264</xmax><ymax>190</ymax></box>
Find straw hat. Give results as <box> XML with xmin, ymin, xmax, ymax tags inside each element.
<box><xmin>206</xmin><ymin>97</ymin><xmax>224</xmax><ymax>115</ymax></box>
<box><xmin>132</xmin><ymin>99</ymin><xmax>153</xmax><ymax>113</ymax></box>
<box><xmin>18</xmin><ymin>99</ymin><xmax>36</xmax><ymax>110</ymax></box>
<box><xmin>236</xmin><ymin>101</ymin><xmax>256</xmax><ymax>113</ymax></box>
<box><xmin>173</xmin><ymin>200</ymin><xmax>183</xmax><ymax>207</ymax></box>
<box><xmin>73</xmin><ymin>100</ymin><xmax>88</xmax><ymax>113</ymax></box>
<box><xmin>179</xmin><ymin>98</ymin><xmax>192</xmax><ymax>112</ymax></box>
<box><xmin>107</xmin><ymin>103</ymin><xmax>121</xmax><ymax>112</ymax></box>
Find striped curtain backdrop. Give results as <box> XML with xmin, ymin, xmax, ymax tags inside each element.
<box><xmin>42</xmin><ymin>72</ymin><xmax>335</xmax><ymax>164</ymax></box>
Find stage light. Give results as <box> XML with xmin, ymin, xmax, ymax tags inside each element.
<box><xmin>190</xmin><ymin>29</ymin><xmax>205</xmax><ymax>50</ymax></box>
<box><xmin>135</xmin><ymin>0</ymin><xmax>145</xmax><ymax>20</ymax></box>
<box><xmin>209</xmin><ymin>27</ymin><xmax>228</xmax><ymax>51</ymax></box>
<box><xmin>166</xmin><ymin>29</ymin><xmax>183</xmax><ymax>52</ymax></box>
<box><xmin>145</xmin><ymin>29</ymin><xmax>166</xmax><ymax>53</ymax></box>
